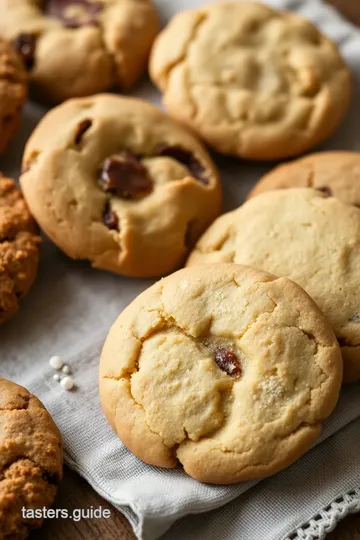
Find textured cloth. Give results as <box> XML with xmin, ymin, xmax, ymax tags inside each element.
<box><xmin>1</xmin><ymin>1</ymin><xmax>360</xmax><ymax>539</ymax></box>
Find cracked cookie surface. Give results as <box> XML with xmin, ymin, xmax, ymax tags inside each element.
<box><xmin>0</xmin><ymin>38</ymin><xmax>28</xmax><ymax>153</ymax></box>
<box><xmin>0</xmin><ymin>175</ymin><xmax>41</xmax><ymax>325</ymax></box>
<box><xmin>99</xmin><ymin>264</ymin><xmax>342</xmax><ymax>484</ymax></box>
<box><xmin>248</xmin><ymin>151</ymin><xmax>360</xmax><ymax>206</ymax></box>
<box><xmin>0</xmin><ymin>0</ymin><xmax>159</xmax><ymax>103</ymax></box>
<box><xmin>0</xmin><ymin>378</ymin><xmax>63</xmax><ymax>540</ymax></box>
<box><xmin>187</xmin><ymin>188</ymin><xmax>360</xmax><ymax>382</ymax></box>
<box><xmin>20</xmin><ymin>94</ymin><xmax>221</xmax><ymax>277</ymax></box>
<box><xmin>149</xmin><ymin>2</ymin><xmax>351</xmax><ymax>160</ymax></box>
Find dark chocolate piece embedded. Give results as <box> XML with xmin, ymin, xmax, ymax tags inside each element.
<box><xmin>103</xmin><ymin>201</ymin><xmax>119</xmax><ymax>230</ymax></box>
<box><xmin>215</xmin><ymin>348</ymin><xmax>242</xmax><ymax>378</ymax></box>
<box><xmin>99</xmin><ymin>152</ymin><xmax>152</xmax><ymax>199</ymax></box>
<box><xmin>74</xmin><ymin>119</ymin><xmax>92</xmax><ymax>144</ymax></box>
<box><xmin>156</xmin><ymin>144</ymin><xmax>209</xmax><ymax>185</ymax></box>
<box><xmin>13</xmin><ymin>34</ymin><xmax>36</xmax><ymax>71</ymax></box>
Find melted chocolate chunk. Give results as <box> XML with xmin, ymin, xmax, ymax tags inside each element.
<box><xmin>74</xmin><ymin>119</ymin><xmax>92</xmax><ymax>144</ymax></box>
<box><xmin>13</xmin><ymin>34</ymin><xmax>36</xmax><ymax>71</ymax></box>
<box><xmin>99</xmin><ymin>152</ymin><xmax>152</xmax><ymax>199</ymax></box>
<box><xmin>317</xmin><ymin>186</ymin><xmax>333</xmax><ymax>197</ymax></box>
<box><xmin>44</xmin><ymin>0</ymin><xmax>103</xmax><ymax>28</ymax></box>
<box><xmin>156</xmin><ymin>144</ymin><xmax>209</xmax><ymax>185</ymax></box>
<box><xmin>215</xmin><ymin>348</ymin><xmax>242</xmax><ymax>378</ymax></box>
<box><xmin>103</xmin><ymin>201</ymin><xmax>119</xmax><ymax>230</ymax></box>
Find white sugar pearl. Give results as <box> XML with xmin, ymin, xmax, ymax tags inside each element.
<box><xmin>60</xmin><ymin>376</ymin><xmax>74</xmax><ymax>391</ymax></box>
<box><xmin>53</xmin><ymin>373</ymin><xmax>61</xmax><ymax>382</ymax></box>
<box><xmin>49</xmin><ymin>356</ymin><xmax>64</xmax><ymax>370</ymax></box>
<box><xmin>62</xmin><ymin>365</ymin><xmax>71</xmax><ymax>374</ymax></box>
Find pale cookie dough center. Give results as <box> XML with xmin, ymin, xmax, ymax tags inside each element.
<box><xmin>130</xmin><ymin>330</ymin><xmax>236</xmax><ymax>447</ymax></box>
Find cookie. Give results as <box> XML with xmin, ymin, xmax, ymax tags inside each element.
<box><xmin>0</xmin><ymin>175</ymin><xmax>41</xmax><ymax>325</ymax></box>
<box><xmin>149</xmin><ymin>2</ymin><xmax>351</xmax><ymax>160</ymax></box>
<box><xmin>0</xmin><ymin>38</ymin><xmax>28</xmax><ymax>153</ymax></box>
<box><xmin>248</xmin><ymin>151</ymin><xmax>360</xmax><ymax>206</ymax></box>
<box><xmin>0</xmin><ymin>378</ymin><xmax>63</xmax><ymax>540</ymax></box>
<box><xmin>20</xmin><ymin>94</ymin><xmax>221</xmax><ymax>277</ymax></box>
<box><xmin>0</xmin><ymin>0</ymin><xmax>159</xmax><ymax>104</ymax></box>
<box><xmin>99</xmin><ymin>264</ymin><xmax>342</xmax><ymax>484</ymax></box>
<box><xmin>187</xmin><ymin>188</ymin><xmax>360</xmax><ymax>382</ymax></box>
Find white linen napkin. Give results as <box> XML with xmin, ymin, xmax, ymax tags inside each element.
<box><xmin>1</xmin><ymin>1</ymin><xmax>360</xmax><ymax>539</ymax></box>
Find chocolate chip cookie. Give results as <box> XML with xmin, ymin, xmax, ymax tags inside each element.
<box><xmin>187</xmin><ymin>188</ymin><xmax>360</xmax><ymax>382</ymax></box>
<box><xmin>0</xmin><ymin>38</ymin><xmax>28</xmax><ymax>153</ymax></box>
<box><xmin>0</xmin><ymin>378</ymin><xmax>63</xmax><ymax>540</ymax></box>
<box><xmin>150</xmin><ymin>2</ymin><xmax>351</xmax><ymax>160</ymax></box>
<box><xmin>248</xmin><ymin>151</ymin><xmax>360</xmax><ymax>206</ymax></box>
<box><xmin>99</xmin><ymin>264</ymin><xmax>342</xmax><ymax>484</ymax></box>
<box><xmin>20</xmin><ymin>94</ymin><xmax>221</xmax><ymax>277</ymax></box>
<box><xmin>0</xmin><ymin>175</ymin><xmax>41</xmax><ymax>325</ymax></box>
<box><xmin>1</xmin><ymin>0</ymin><xmax>159</xmax><ymax>103</ymax></box>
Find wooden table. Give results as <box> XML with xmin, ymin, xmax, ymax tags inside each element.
<box><xmin>30</xmin><ymin>2</ymin><xmax>359</xmax><ymax>538</ymax></box>
<box><xmin>327</xmin><ymin>0</ymin><xmax>360</xmax><ymax>27</ymax></box>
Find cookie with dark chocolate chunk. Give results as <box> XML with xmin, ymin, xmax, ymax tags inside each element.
<box><xmin>20</xmin><ymin>95</ymin><xmax>221</xmax><ymax>277</ymax></box>
<box><xmin>2</xmin><ymin>0</ymin><xmax>159</xmax><ymax>103</ymax></box>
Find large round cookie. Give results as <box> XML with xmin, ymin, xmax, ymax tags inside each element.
<box><xmin>248</xmin><ymin>151</ymin><xmax>360</xmax><ymax>206</ymax></box>
<box><xmin>187</xmin><ymin>188</ymin><xmax>360</xmax><ymax>382</ymax></box>
<box><xmin>100</xmin><ymin>264</ymin><xmax>342</xmax><ymax>484</ymax></box>
<box><xmin>20</xmin><ymin>94</ymin><xmax>221</xmax><ymax>277</ymax></box>
<box><xmin>0</xmin><ymin>378</ymin><xmax>63</xmax><ymax>540</ymax></box>
<box><xmin>150</xmin><ymin>2</ymin><xmax>351</xmax><ymax>160</ymax></box>
<box><xmin>0</xmin><ymin>175</ymin><xmax>41</xmax><ymax>325</ymax></box>
<box><xmin>0</xmin><ymin>0</ymin><xmax>159</xmax><ymax>103</ymax></box>
<box><xmin>0</xmin><ymin>38</ymin><xmax>28</xmax><ymax>153</ymax></box>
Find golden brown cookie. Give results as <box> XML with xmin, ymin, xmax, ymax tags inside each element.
<box><xmin>0</xmin><ymin>175</ymin><xmax>41</xmax><ymax>325</ymax></box>
<box><xmin>100</xmin><ymin>264</ymin><xmax>342</xmax><ymax>484</ymax></box>
<box><xmin>0</xmin><ymin>378</ymin><xmax>63</xmax><ymax>540</ymax></box>
<box><xmin>150</xmin><ymin>2</ymin><xmax>351</xmax><ymax>160</ymax></box>
<box><xmin>248</xmin><ymin>151</ymin><xmax>360</xmax><ymax>206</ymax></box>
<box><xmin>20</xmin><ymin>94</ymin><xmax>221</xmax><ymax>278</ymax></box>
<box><xmin>187</xmin><ymin>188</ymin><xmax>360</xmax><ymax>382</ymax></box>
<box><xmin>1</xmin><ymin>0</ymin><xmax>159</xmax><ymax>104</ymax></box>
<box><xmin>0</xmin><ymin>38</ymin><xmax>28</xmax><ymax>153</ymax></box>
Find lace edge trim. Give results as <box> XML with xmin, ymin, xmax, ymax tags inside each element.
<box><xmin>285</xmin><ymin>487</ymin><xmax>360</xmax><ymax>540</ymax></box>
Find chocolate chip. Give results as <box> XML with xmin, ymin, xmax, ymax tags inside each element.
<box><xmin>74</xmin><ymin>119</ymin><xmax>92</xmax><ymax>144</ymax></box>
<box><xmin>13</xmin><ymin>34</ymin><xmax>36</xmax><ymax>71</ymax></box>
<box><xmin>317</xmin><ymin>186</ymin><xmax>333</xmax><ymax>197</ymax></box>
<box><xmin>44</xmin><ymin>0</ymin><xmax>103</xmax><ymax>28</ymax></box>
<box><xmin>215</xmin><ymin>348</ymin><xmax>242</xmax><ymax>378</ymax></box>
<box><xmin>156</xmin><ymin>145</ymin><xmax>209</xmax><ymax>185</ymax></box>
<box><xmin>98</xmin><ymin>152</ymin><xmax>152</xmax><ymax>200</ymax></box>
<box><xmin>103</xmin><ymin>201</ymin><xmax>119</xmax><ymax>230</ymax></box>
